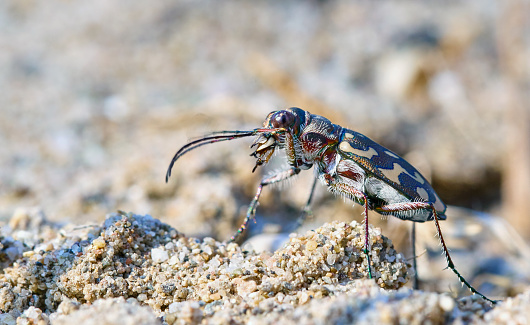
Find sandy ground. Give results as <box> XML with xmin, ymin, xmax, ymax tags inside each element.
<box><xmin>2</xmin><ymin>211</ymin><xmax>530</xmax><ymax>324</ymax></box>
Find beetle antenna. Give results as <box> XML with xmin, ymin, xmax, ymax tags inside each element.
<box><xmin>166</xmin><ymin>130</ymin><xmax>255</xmax><ymax>182</ymax></box>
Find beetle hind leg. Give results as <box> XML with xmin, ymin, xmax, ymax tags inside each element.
<box><xmin>376</xmin><ymin>202</ymin><xmax>497</xmax><ymax>304</ymax></box>
<box><xmin>361</xmin><ymin>196</ymin><xmax>373</xmax><ymax>280</ymax></box>
<box><xmin>411</xmin><ymin>222</ymin><xmax>419</xmax><ymax>289</ymax></box>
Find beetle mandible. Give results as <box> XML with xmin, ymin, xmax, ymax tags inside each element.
<box><xmin>166</xmin><ymin>107</ymin><xmax>496</xmax><ymax>304</ymax></box>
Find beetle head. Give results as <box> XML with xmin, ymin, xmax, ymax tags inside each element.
<box><xmin>166</xmin><ymin>108</ymin><xmax>309</xmax><ymax>181</ymax></box>
<box><xmin>265</xmin><ymin>107</ymin><xmax>307</xmax><ymax>131</ymax></box>
<box><xmin>249</xmin><ymin>108</ymin><xmax>308</xmax><ymax>171</ymax></box>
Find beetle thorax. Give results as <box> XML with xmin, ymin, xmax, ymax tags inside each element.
<box><xmin>297</xmin><ymin>115</ymin><xmax>342</xmax><ymax>167</ymax></box>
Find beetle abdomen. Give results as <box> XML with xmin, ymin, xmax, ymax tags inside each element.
<box><xmin>364</xmin><ymin>177</ymin><xmax>442</xmax><ymax>222</ymax></box>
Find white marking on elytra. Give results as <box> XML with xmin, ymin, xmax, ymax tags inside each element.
<box><xmin>416</xmin><ymin>187</ymin><xmax>429</xmax><ymax>201</ymax></box>
<box><xmin>339</xmin><ymin>142</ymin><xmax>379</xmax><ymax>160</ymax></box>
<box><xmin>432</xmin><ymin>193</ymin><xmax>445</xmax><ymax>212</ymax></box>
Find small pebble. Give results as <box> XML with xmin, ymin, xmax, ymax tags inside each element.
<box><xmin>151</xmin><ymin>248</ymin><xmax>169</xmax><ymax>263</ymax></box>
<box><xmin>92</xmin><ymin>238</ymin><xmax>106</xmax><ymax>249</ymax></box>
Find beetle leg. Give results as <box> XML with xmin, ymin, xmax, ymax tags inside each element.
<box><xmin>326</xmin><ymin>181</ymin><xmax>373</xmax><ymax>279</ymax></box>
<box><xmin>229</xmin><ymin>167</ymin><xmax>301</xmax><ymax>242</ymax></box>
<box><xmin>376</xmin><ymin>202</ymin><xmax>440</xmax><ymax>289</ymax></box>
<box><xmin>412</xmin><ymin>222</ymin><xmax>419</xmax><ymax>290</ymax></box>
<box><xmin>376</xmin><ymin>202</ymin><xmax>497</xmax><ymax>304</ymax></box>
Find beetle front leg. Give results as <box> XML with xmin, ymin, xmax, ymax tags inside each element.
<box><xmin>229</xmin><ymin>167</ymin><xmax>301</xmax><ymax>242</ymax></box>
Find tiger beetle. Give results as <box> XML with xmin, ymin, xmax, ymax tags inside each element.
<box><xmin>166</xmin><ymin>107</ymin><xmax>497</xmax><ymax>304</ymax></box>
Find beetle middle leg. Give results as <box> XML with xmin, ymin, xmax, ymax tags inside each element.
<box><xmin>229</xmin><ymin>167</ymin><xmax>301</xmax><ymax>242</ymax></box>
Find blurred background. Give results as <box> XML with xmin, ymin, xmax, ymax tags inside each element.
<box><xmin>1</xmin><ymin>0</ymin><xmax>529</xmax><ymax>299</ymax></box>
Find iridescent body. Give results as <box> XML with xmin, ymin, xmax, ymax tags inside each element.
<box><xmin>166</xmin><ymin>107</ymin><xmax>496</xmax><ymax>304</ymax></box>
<box><xmin>254</xmin><ymin>108</ymin><xmax>447</xmax><ymax>222</ymax></box>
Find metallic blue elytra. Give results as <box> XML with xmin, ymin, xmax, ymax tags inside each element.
<box><xmin>337</xmin><ymin>129</ymin><xmax>447</xmax><ymax>222</ymax></box>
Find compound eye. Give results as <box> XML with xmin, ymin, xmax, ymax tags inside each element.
<box><xmin>270</xmin><ymin>110</ymin><xmax>295</xmax><ymax>129</ymax></box>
